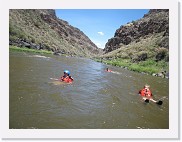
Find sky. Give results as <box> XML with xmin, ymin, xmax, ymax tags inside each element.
<box><xmin>55</xmin><ymin>9</ymin><xmax>149</xmax><ymax>49</ymax></box>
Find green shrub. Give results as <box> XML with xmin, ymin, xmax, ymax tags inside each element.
<box><xmin>9</xmin><ymin>46</ymin><xmax>52</xmax><ymax>54</ymax></box>
<box><xmin>9</xmin><ymin>35</ymin><xmax>18</xmax><ymax>41</ymax></box>
<box><xmin>128</xmin><ymin>64</ymin><xmax>159</xmax><ymax>74</ymax></box>
<box><xmin>138</xmin><ymin>59</ymin><xmax>156</xmax><ymax>67</ymax></box>
<box><xmin>9</xmin><ymin>24</ymin><xmax>27</xmax><ymax>40</ymax></box>
<box><xmin>97</xmin><ymin>57</ymin><xmax>168</xmax><ymax>75</ymax></box>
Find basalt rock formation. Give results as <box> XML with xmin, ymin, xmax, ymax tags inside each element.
<box><xmin>103</xmin><ymin>9</ymin><xmax>169</xmax><ymax>62</ymax></box>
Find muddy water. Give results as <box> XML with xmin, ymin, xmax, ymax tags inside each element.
<box><xmin>9</xmin><ymin>51</ymin><xmax>169</xmax><ymax>129</ymax></box>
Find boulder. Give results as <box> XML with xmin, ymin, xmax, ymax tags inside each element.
<box><xmin>155</xmin><ymin>52</ymin><xmax>166</xmax><ymax>61</ymax></box>
<box><xmin>132</xmin><ymin>53</ymin><xmax>148</xmax><ymax>62</ymax></box>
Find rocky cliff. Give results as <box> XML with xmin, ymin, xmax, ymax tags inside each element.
<box><xmin>103</xmin><ymin>9</ymin><xmax>169</xmax><ymax>62</ymax></box>
<box><xmin>9</xmin><ymin>9</ymin><xmax>101</xmax><ymax>57</ymax></box>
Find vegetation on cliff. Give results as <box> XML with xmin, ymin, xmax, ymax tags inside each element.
<box><xmin>95</xmin><ymin>9</ymin><xmax>169</xmax><ymax>76</ymax></box>
<box><xmin>9</xmin><ymin>9</ymin><xmax>101</xmax><ymax>57</ymax></box>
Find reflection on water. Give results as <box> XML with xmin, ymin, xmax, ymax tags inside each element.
<box><xmin>9</xmin><ymin>51</ymin><xmax>169</xmax><ymax>129</ymax></box>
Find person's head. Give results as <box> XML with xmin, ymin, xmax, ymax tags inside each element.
<box><xmin>144</xmin><ymin>84</ymin><xmax>150</xmax><ymax>89</ymax></box>
<box><xmin>64</xmin><ymin>70</ymin><xmax>70</xmax><ymax>76</ymax></box>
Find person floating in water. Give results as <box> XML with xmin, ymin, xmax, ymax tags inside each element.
<box><xmin>138</xmin><ymin>84</ymin><xmax>153</xmax><ymax>99</ymax></box>
<box><xmin>138</xmin><ymin>84</ymin><xmax>163</xmax><ymax>105</ymax></box>
<box><xmin>59</xmin><ymin>70</ymin><xmax>74</xmax><ymax>83</ymax></box>
<box><xmin>138</xmin><ymin>84</ymin><xmax>153</xmax><ymax>103</ymax></box>
<box><xmin>105</xmin><ymin>68</ymin><xmax>112</xmax><ymax>72</ymax></box>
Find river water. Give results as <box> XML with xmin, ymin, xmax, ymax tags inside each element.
<box><xmin>9</xmin><ymin>51</ymin><xmax>169</xmax><ymax>129</ymax></box>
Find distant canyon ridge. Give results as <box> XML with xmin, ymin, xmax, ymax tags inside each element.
<box><xmin>9</xmin><ymin>9</ymin><xmax>169</xmax><ymax>63</ymax></box>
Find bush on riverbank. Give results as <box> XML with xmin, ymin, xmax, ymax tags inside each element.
<box><xmin>94</xmin><ymin>58</ymin><xmax>168</xmax><ymax>75</ymax></box>
<box><xmin>9</xmin><ymin>46</ymin><xmax>53</xmax><ymax>54</ymax></box>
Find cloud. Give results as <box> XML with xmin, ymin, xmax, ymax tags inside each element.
<box><xmin>97</xmin><ymin>32</ymin><xmax>104</xmax><ymax>36</ymax></box>
<box><xmin>96</xmin><ymin>43</ymin><xmax>101</xmax><ymax>47</ymax></box>
<box><xmin>96</xmin><ymin>43</ymin><xmax>104</xmax><ymax>49</ymax></box>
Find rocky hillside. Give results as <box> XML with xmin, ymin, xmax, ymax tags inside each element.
<box><xmin>9</xmin><ymin>9</ymin><xmax>101</xmax><ymax>57</ymax></box>
<box><xmin>103</xmin><ymin>9</ymin><xmax>169</xmax><ymax>63</ymax></box>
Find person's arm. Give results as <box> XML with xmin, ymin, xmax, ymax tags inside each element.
<box><xmin>69</xmin><ymin>76</ymin><xmax>74</xmax><ymax>80</ymax></box>
<box><xmin>59</xmin><ymin>76</ymin><xmax>64</xmax><ymax>81</ymax></box>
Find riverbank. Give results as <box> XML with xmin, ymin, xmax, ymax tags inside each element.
<box><xmin>94</xmin><ymin>57</ymin><xmax>168</xmax><ymax>78</ymax></box>
<box><xmin>9</xmin><ymin>46</ymin><xmax>53</xmax><ymax>54</ymax></box>
<box><xmin>9</xmin><ymin>46</ymin><xmax>83</xmax><ymax>57</ymax></box>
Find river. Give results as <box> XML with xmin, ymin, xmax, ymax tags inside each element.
<box><xmin>9</xmin><ymin>51</ymin><xmax>169</xmax><ymax>129</ymax></box>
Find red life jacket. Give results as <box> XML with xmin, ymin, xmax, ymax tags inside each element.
<box><xmin>139</xmin><ymin>88</ymin><xmax>152</xmax><ymax>97</ymax></box>
<box><xmin>60</xmin><ymin>76</ymin><xmax>73</xmax><ymax>83</ymax></box>
<box><xmin>106</xmin><ymin>69</ymin><xmax>112</xmax><ymax>72</ymax></box>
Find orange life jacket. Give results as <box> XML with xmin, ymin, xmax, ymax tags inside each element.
<box><xmin>139</xmin><ymin>88</ymin><xmax>152</xmax><ymax>97</ymax></box>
